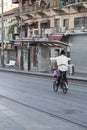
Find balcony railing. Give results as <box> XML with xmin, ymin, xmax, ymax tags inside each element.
<box><xmin>14</xmin><ymin>0</ymin><xmax>87</xmax><ymax>17</ymax></box>
<box><xmin>14</xmin><ymin>2</ymin><xmax>49</xmax><ymax>17</ymax></box>
<box><xmin>22</xmin><ymin>3</ymin><xmax>42</xmax><ymax>14</ymax></box>
<box><xmin>59</xmin><ymin>0</ymin><xmax>87</xmax><ymax>7</ymax></box>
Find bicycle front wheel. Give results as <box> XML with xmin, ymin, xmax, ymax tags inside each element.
<box><xmin>53</xmin><ymin>81</ymin><xmax>58</xmax><ymax>92</ymax></box>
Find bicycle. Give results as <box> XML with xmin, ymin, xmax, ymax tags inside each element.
<box><xmin>53</xmin><ymin>70</ymin><xmax>68</xmax><ymax>94</ymax></box>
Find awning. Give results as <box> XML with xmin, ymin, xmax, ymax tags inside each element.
<box><xmin>48</xmin><ymin>34</ymin><xmax>63</xmax><ymax>41</ymax></box>
<box><xmin>31</xmin><ymin>40</ymin><xmax>69</xmax><ymax>47</ymax></box>
<box><xmin>11</xmin><ymin>38</ymin><xmax>69</xmax><ymax>47</ymax></box>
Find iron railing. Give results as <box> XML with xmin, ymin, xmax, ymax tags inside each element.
<box><xmin>14</xmin><ymin>0</ymin><xmax>87</xmax><ymax>17</ymax></box>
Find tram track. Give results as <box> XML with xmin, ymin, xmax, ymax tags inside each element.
<box><xmin>0</xmin><ymin>94</ymin><xmax>87</xmax><ymax>129</ymax></box>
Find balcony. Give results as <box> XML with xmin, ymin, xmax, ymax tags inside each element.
<box><xmin>49</xmin><ymin>0</ymin><xmax>87</xmax><ymax>14</ymax></box>
<box><xmin>59</xmin><ymin>0</ymin><xmax>87</xmax><ymax>6</ymax></box>
<box><xmin>59</xmin><ymin>0</ymin><xmax>87</xmax><ymax>13</ymax></box>
<box><xmin>69</xmin><ymin>1</ymin><xmax>87</xmax><ymax>13</ymax></box>
<box><xmin>14</xmin><ymin>3</ymin><xmax>51</xmax><ymax>18</ymax></box>
<box><xmin>14</xmin><ymin>0</ymin><xmax>59</xmax><ymax>17</ymax></box>
<box><xmin>14</xmin><ymin>0</ymin><xmax>87</xmax><ymax>18</ymax></box>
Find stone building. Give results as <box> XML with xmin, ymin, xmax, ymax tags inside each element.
<box><xmin>0</xmin><ymin>8</ymin><xmax>18</xmax><ymax>65</ymax></box>
<box><xmin>2</xmin><ymin>0</ymin><xmax>87</xmax><ymax>72</ymax></box>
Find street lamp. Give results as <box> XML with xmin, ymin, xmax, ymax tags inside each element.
<box><xmin>19</xmin><ymin>0</ymin><xmax>24</xmax><ymax>70</ymax></box>
<box><xmin>1</xmin><ymin>0</ymin><xmax>4</xmax><ymax>67</ymax></box>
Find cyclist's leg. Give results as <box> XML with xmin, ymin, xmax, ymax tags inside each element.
<box><xmin>57</xmin><ymin>71</ymin><xmax>61</xmax><ymax>86</ymax></box>
<box><xmin>63</xmin><ymin>71</ymin><xmax>68</xmax><ymax>84</ymax></box>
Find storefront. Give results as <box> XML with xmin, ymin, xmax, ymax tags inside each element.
<box><xmin>11</xmin><ymin>38</ymin><xmax>69</xmax><ymax>72</ymax></box>
<box><xmin>0</xmin><ymin>42</ymin><xmax>16</xmax><ymax>66</ymax></box>
<box><xmin>14</xmin><ymin>39</ymin><xmax>31</xmax><ymax>70</ymax></box>
<box><xmin>29</xmin><ymin>40</ymin><xmax>69</xmax><ymax>72</ymax></box>
<box><xmin>67</xmin><ymin>33</ymin><xmax>87</xmax><ymax>73</ymax></box>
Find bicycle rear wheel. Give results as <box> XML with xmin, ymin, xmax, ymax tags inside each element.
<box><xmin>62</xmin><ymin>82</ymin><xmax>68</xmax><ymax>94</ymax></box>
<box><xmin>53</xmin><ymin>81</ymin><xmax>58</xmax><ymax>92</ymax></box>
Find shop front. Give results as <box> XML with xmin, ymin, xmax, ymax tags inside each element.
<box><xmin>13</xmin><ymin>38</ymin><xmax>32</xmax><ymax>70</ymax></box>
<box><xmin>67</xmin><ymin>33</ymin><xmax>87</xmax><ymax>73</ymax></box>
<box><xmin>29</xmin><ymin>40</ymin><xmax>69</xmax><ymax>72</ymax></box>
<box><xmin>0</xmin><ymin>42</ymin><xmax>17</xmax><ymax>66</ymax></box>
<box><xmin>12</xmin><ymin>38</ymin><xmax>69</xmax><ymax>72</ymax></box>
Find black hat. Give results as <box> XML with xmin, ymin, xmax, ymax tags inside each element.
<box><xmin>60</xmin><ymin>50</ymin><xmax>65</xmax><ymax>55</ymax></box>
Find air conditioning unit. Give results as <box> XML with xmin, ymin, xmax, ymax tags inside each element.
<box><xmin>45</xmin><ymin>28</ymin><xmax>52</xmax><ymax>34</ymax></box>
<box><xmin>32</xmin><ymin>29</ymin><xmax>39</xmax><ymax>38</ymax></box>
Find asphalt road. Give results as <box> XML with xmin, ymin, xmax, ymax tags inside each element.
<box><xmin>0</xmin><ymin>72</ymin><xmax>87</xmax><ymax>130</ymax></box>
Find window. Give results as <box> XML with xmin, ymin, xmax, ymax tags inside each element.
<box><xmin>74</xmin><ymin>17</ymin><xmax>85</xmax><ymax>28</ymax></box>
<box><xmin>74</xmin><ymin>17</ymin><xmax>87</xmax><ymax>28</ymax></box>
<box><xmin>55</xmin><ymin>18</ymin><xmax>60</xmax><ymax>32</ymax></box>
<box><xmin>40</xmin><ymin>20</ymin><xmax>50</xmax><ymax>29</ymax></box>
<box><xmin>63</xmin><ymin>19</ymin><xmax>69</xmax><ymax>28</ymax></box>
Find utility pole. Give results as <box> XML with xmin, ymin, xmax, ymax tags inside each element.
<box><xmin>28</xmin><ymin>42</ymin><xmax>30</xmax><ymax>70</ymax></box>
<box><xmin>19</xmin><ymin>0</ymin><xmax>24</xmax><ymax>70</ymax></box>
<box><xmin>1</xmin><ymin>0</ymin><xmax>4</xmax><ymax>67</ymax></box>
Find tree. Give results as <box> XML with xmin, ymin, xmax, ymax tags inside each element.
<box><xmin>8</xmin><ymin>24</ymin><xmax>17</xmax><ymax>34</ymax></box>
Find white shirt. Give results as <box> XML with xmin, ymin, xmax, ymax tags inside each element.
<box><xmin>50</xmin><ymin>55</ymin><xmax>71</xmax><ymax>71</ymax></box>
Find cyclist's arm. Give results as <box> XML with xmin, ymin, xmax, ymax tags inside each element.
<box><xmin>49</xmin><ymin>57</ymin><xmax>56</xmax><ymax>61</ymax></box>
<box><xmin>67</xmin><ymin>57</ymin><xmax>71</xmax><ymax>61</ymax></box>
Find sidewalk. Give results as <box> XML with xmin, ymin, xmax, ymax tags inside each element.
<box><xmin>0</xmin><ymin>66</ymin><xmax>87</xmax><ymax>81</ymax></box>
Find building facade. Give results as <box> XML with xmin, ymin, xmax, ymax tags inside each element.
<box><xmin>0</xmin><ymin>0</ymin><xmax>87</xmax><ymax>72</ymax></box>
<box><xmin>0</xmin><ymin>8</ymin><xmax>18</xmax><ymax>66</ymax></box>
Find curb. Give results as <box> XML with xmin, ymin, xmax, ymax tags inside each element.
<box><xmin>0</xmin><ymin>68</ymin><xmax>87</xmax><ymax>82</ymax></box>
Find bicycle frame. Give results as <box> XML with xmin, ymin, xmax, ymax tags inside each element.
<box><xmin>53</xmin><ymin>71</ymin><xmax>68</xmax><ymax>94</ymax></box>
<box><xmin>59</xmin><ymin>71</ymin><xmax>67</xmax><ymax>82</ymax></box>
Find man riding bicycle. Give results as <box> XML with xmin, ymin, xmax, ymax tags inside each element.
<box><xmin>49</xmin><ymin>50</ymin><xmax>71</xmax><ymax>86</ymax></box>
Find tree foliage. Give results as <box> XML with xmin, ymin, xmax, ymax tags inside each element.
<box><xmin>8</xmin><ymin>24</ymin><xmax>17</xmax><ymax>34</ymax></box>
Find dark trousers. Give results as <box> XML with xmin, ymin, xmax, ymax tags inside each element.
<box><xmin>57</xmin><ymin>71</ymin><xmax>67</xmax><ymax>86</ymax></box>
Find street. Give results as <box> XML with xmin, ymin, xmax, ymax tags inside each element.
<box><xmin>0</xmin><ymin>72</ymin><xmax>87</xmax><ymax>130</ymax></box>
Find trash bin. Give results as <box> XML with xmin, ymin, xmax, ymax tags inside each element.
<box><xmin>68</xmin><ymin>64</ymin><xmax>74</xmax><ymax>75</ymax></box>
